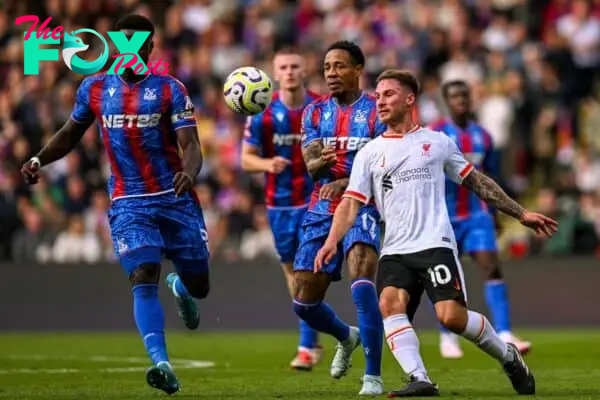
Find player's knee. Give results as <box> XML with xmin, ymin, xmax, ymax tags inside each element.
<box><xmin>435</xmin><ymin>300</ymin><xmax>468</xmax><ymax>333</ymax></box>
<box><xmin>481</xmin><ymin>264</ymin><xmax>503</xmax><ymax>280</ymax></box>
<box><xmin>292</xmin><ymin>271</ymin><xmax>327</xmax><ymax>303</ymax></box>
<box><xmin>182</xmin><ymin>276</ymin><xmax>210</xmax><ymax>299</ymax></box>
<box><xmin>347</xmin><ymin>244</ymin><xmax>378</xmax><ymax>280</ymax></box>
<box><xmin>129</xmin><ymin>263</ymin><xmax>161</xmax><ymax>285</ymax></box>
<box><xmin>378</xmin><ymin>287</ymin><xmax>409</xmax><ymax>318</ymax></box>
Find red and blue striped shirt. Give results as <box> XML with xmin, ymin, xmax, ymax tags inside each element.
<box><xmin>430</xmin><ymin>118</ymin><xmax>499</xmax><ymax>220</ymax></box>
<box><xmin>302</xmin><ymin>92</ymin><xmax>385</xmax><ymax>215</ymax></box>
<box><xmin>243</xmin><ymin>91</ymin><xmax>319</xmax><ymax>208</ymax></box>
<box><xmin>71</xmin><ymin>73</ymin><xmax>196</xmax><ymax>201</ymax></box>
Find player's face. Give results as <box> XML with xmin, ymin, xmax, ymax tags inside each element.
<box><xmin>445</xmin><ymin>84</ymin><xmax>470</xmax><ymax>116</ymax></box>
<box><xmin>121</xmin><ymin>29</ymin><xmax>154</xmax><ymax>65</ymax></box>
<box><xmin>324</xmin><ymin>49</ymin><xmax>361</xmax><ymax>95</ymax></box>
<box><xmin>375</xmin><ymin>79</ymin><xmax>416</xmax><ymax>124</ymax></box>
<box><xmin>273</xmin><ymin>53</ymin><xmax>306</xmax><ymax>91</ymax></box>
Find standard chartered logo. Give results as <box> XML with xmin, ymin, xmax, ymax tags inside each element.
<box><xmin>393</xmin><ymin>167</ymin><xmax>432</xmax><ymax>183</ymax></box>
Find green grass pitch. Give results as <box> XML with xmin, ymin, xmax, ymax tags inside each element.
<box><xmin>0</xmin><ymin>330</ymin><xmax>599</xmax><ymax>399</ymax></box>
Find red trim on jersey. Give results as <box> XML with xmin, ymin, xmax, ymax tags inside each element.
<box><xmin>90</xmin><ymin>80</ymin><xmax>125</xmax><ymax>199</ymax></box>
<box><xmin>328</xmin><ymin>107</ymin><xmax>352</xmax><ymax>213</ymax></box>
<box><xmin>160</xmin><ymin>82</ymin><xmax>183</xmax><ymax>177</ymax></box>
<box><xmin>262</xmin><ymin>106</ymin><xmax>276</xmax><ymax>207</ymax></box>
<box><xmin>382</xmin><ymin>125</ymin><xmax>421</xmax><ymax>138</ymax></box>
<box><xmin>368</xmin><ymin>105</ymin><xmax>377</xmax><ymax>136</ymax></box>
<box><xmin>343</xmin><ymin>190</ymin><xmax>368</xmax><ymax>204</ymax></box>
<box><xmin>124</xmin><ymin>85</ymin><xmax>161</xmax><ymax>193</ymax></box>
<box><xmin>457</xmin><ymin>130</ymin><xmax>472</xmax><ymax>218</ymax></box>
<box><xmin>290</xmin><ymin>109</ymin><xmax>307</xmax><ymax>206</ymax></box>
<box><xmin>459</xmin><ymin>163</ymin><xmax>474</xmax><ymax>178</ymax></box>
<box><xmin>310</xmin><ymin>181</ymin><xmax>321</xmax><ymax>208</ymax></box>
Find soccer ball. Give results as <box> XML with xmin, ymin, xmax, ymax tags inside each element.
<box><xmin>223</xmin><ymin>67</ymin><xmax>273</xmax><ymax>116</ymax></box>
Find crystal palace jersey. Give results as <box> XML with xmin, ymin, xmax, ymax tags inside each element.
<box><xmin>343</xmin><ymin>127</ymin><xmax>474</xmax><ymax>255</ymax></box>
<box><xmin>429</xmin><ymin>118</ymin><xmax>499</xmax><ymax>220</ymax></box>
<box><xmin>70</xmin><ymin>73</ymin><xmax>196</xmax><ymax>201</ymax></box>
<box><xmin>301</xmin><ymin>93</ymin><xmax>386</xmax><ymax>215</ymax></box>
<box><xmin>243</xmin><ymin>91</ymin><xmax>319</xmax><ymax>208</ymax></box>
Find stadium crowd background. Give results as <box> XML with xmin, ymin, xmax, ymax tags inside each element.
<box><xmin>1</xmin><ymin>0</ymin><xmax>600</xmax><ymax>264</ymax></box>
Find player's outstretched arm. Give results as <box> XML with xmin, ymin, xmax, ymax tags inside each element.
<box><xmin>314</xmin><ymin>197</ymin><xmax>362</xmax><ymax>271</ymax></box>
<box><xmin>462</xmin><ymin>169</ymin><xmax>558</xmax><ymax>236</ymax></box>
<box><xmin>462</xmin><ymin>169</ymin><xmax>524</xmax><ymax>220</ymax></box>
<box><xmin>302</xmin><ymin>141</ymin><xmax>336</xmax><ymax>179</ymax></box>
<box><xmin>37</xmin><ymin>119</ymin><xmax>92</xmax><ymax>166</ymax></box>
<box><xmin>241</xmin><ymin>143</ymin><xmax>289</xmax><ymax>174</ymax></box>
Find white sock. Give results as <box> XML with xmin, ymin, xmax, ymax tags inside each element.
<box><xmin>384</xmin><ymin>314</ymin><xmax>431</xmax><ymax>383</ymax></box>
<box><xmin>461</xmin><ymin>310</ymin><xmax>510</xmax><ymax>362</ymax></box>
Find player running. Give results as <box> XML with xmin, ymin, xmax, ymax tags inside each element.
<box><xmin>292</xmin><ymin>40</ymin><xmax>386</xmax><ymax>395</ymax></box>
<box><xmin>430</xmin><ymin>80</ymin><xmax>531</xmax><ymax>359</ymax></box>
<box><xmin>21</xmin><ymin>15</ymin><xmax>207</xmax><ymax>395</ymax></box>
<box><xmin>241</xmin><ymin>47</ymin><xmax>322</xmax><ymax>371</ymax></box>
<box><xmin>315</xmin><ymin>69</ymin><xmax>557</xmax><ymax>397</ymax></box>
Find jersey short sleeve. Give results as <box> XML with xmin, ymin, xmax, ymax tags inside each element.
<box><xmin>301</xmin><ymin>103</ymin><xmax>321</xmax><ymax>148</ymax></box>
<box><xmin>170</xmin><ymin>79</ymin><xmax>197</xmax><ymax>130</ymax></box>
<box><xmin>243</xmin><ymin>115</ymin><xmax>263</xmax><ymax>148</ymax></box>
<box><xmin>343</xmin><ymin>146</ymin><xmax>373</xmax><ymax>204</ymax></box>
<box><xmin>444</xmin><ymin>136</ymin><xmax>474</xmax><ymax>184</ymax></box>
<box><xmin>70</xmin><ymin>78</ymin><xmax>95</xmax><ymax>124</ymax></box>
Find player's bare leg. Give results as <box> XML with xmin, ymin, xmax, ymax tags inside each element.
<box><xmin>282</xmin><ymin>263</ymin><xmax>322</xmax><ymax>370</ymax></box>
<box><xmin>381</xmin><ymin>287</ymin><xmax>439</xmax><ymax>398</ymax></box>
<box><xmin>435</xmin><ymin>300</ymin><xmax>535</xmax><ymax>395</ymax></box>
<box><xmin>347</xmin><ymin>243</ymin><xmax>384</xmax><ymax>395</ymax></box>
<box><xmin>292</xmin><ymin>271</ymin><xmax>360</xmax><ymax>379</ymax></box>
<box><xmin>129</xmin><ymin>262</ymin><xmax>180</xmax><ymax>395</ymax></box>
<box><xmin>473</xmin><ymin>251</ymin><xmax>531</xmax><ymax>354</ymax></box>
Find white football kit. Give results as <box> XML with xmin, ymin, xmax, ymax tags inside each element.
<box><xmin>343</xmin><ymin>127</ymin><xmax>474</xmax><ymax>256</ymax></box>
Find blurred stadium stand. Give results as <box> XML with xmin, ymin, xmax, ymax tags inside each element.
<box><xmin>1</xmin><ymin>0</ymin><xmax>600</xmax><ymax>264</ymax></box>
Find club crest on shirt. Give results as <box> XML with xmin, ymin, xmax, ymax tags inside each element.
<box><xmin>422</xmin><ymin>142</ymin><xmax>431</xmax><ymax>157</ymax></box>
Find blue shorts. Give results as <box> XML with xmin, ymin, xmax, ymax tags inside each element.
<box><xmin>108</xmin><ymin>191</ymin><xmax>210</xmax><ymax>276</ymax></box>
<box><xmin>267</xmin><ymin>206</ymin><xmax>308</xmax><ymax>264</ymax></box>
<box><xmin>294</xmin><ymin>207</ymin><xmax>381</xmax><ymax>281</ymax></box>
<box><xmin>452</xmin><ymin>212</ymin><xmax>498</xmax><ymax>255</ymax></box>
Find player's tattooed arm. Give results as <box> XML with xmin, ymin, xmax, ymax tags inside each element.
<box><xmin>36</xmin><ymin>119</ymin><xmax>92</xmax><ymax>166</ymax></box>
<box><xmin>319</xmin><ymin>177</ymin><xmax>349</xmax><ymax>200</ymax></box>
<box><xmin>302</xmin><ymin>141</ymin><xmax>336</xmax><ymax>179</ymax></box>
<box><xmin>462</xmin><ymin>169</ymin><xmax>525</xmax><ymax>220</ymax></box>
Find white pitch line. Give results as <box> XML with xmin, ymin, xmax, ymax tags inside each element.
<box><xmin>1</xmin><ymin>354</ymin><xmax>214</xmax><ymax>375</ymax></box>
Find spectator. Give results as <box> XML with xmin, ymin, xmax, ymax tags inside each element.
<box><xmin>11</xmin><ymin>206</ymin><xmax>54</xmax><ymax>263</ymax></box>
<box><xmin>1</xmin><ymin>0</ymin><xmax>600</xmax><ymax>262</ymax></box>
<box><xmin>51</xmin><ymin>213</ymin><xmax>102</xmax><ymax>264</ymax></box>
<box><xmin>240</xmin><ymin>205</ymin><xmax>277</xmax><ymax>260</ymax></box>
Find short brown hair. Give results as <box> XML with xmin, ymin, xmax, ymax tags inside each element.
<box><xmin>376</xmin><ymin>69</ymin><xmax>420</xmax><ymax>96</ymax></box>
<box><xmin>274</xmin><ymin>46</ymin><xmax>303</xmax><ymax>57</ymax></box>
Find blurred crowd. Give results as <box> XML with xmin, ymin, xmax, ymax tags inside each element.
<box><xmin>1</xmin><ymin>0</ymin><xmax>600</xmax><ymax>264</ymax></box>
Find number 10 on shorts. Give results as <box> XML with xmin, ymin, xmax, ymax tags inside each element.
<box><xmin>427</xmin><ymin>264</ymin><xmax>452</xmax><ymax>287</ymax></box>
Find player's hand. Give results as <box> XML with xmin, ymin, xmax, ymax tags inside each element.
<box><xmin>319</xmin><ymin>181</ymin><xmax>344</xmax><ymax>200</ymax></box>
<box><xmin>173</xmin><ymin>171</ymin><xmax>194</xmax><ymax>197</ymax></box>
<box><xmin>268</xmin><ymin>156</ymin><xmax>290</xmax><ymax>174</ymax></box>
<box><xmin>519</xmin><ymin>210</ymin><xmax>558</xmax><ymax>237</ymax></box>
<box><xmin>321</xmin><ymin>146</ymin><xmax>336</xmax><ymax>166</ymax></box>
<box><xmin>21</xmin><ymin>158</ymin><xmax>41</xmax><ymax>185</ymax></box>
<box><xmin>314</xmin><ymin>239</ymin><xmax>337</xmax><ymax>273</ymax></box>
